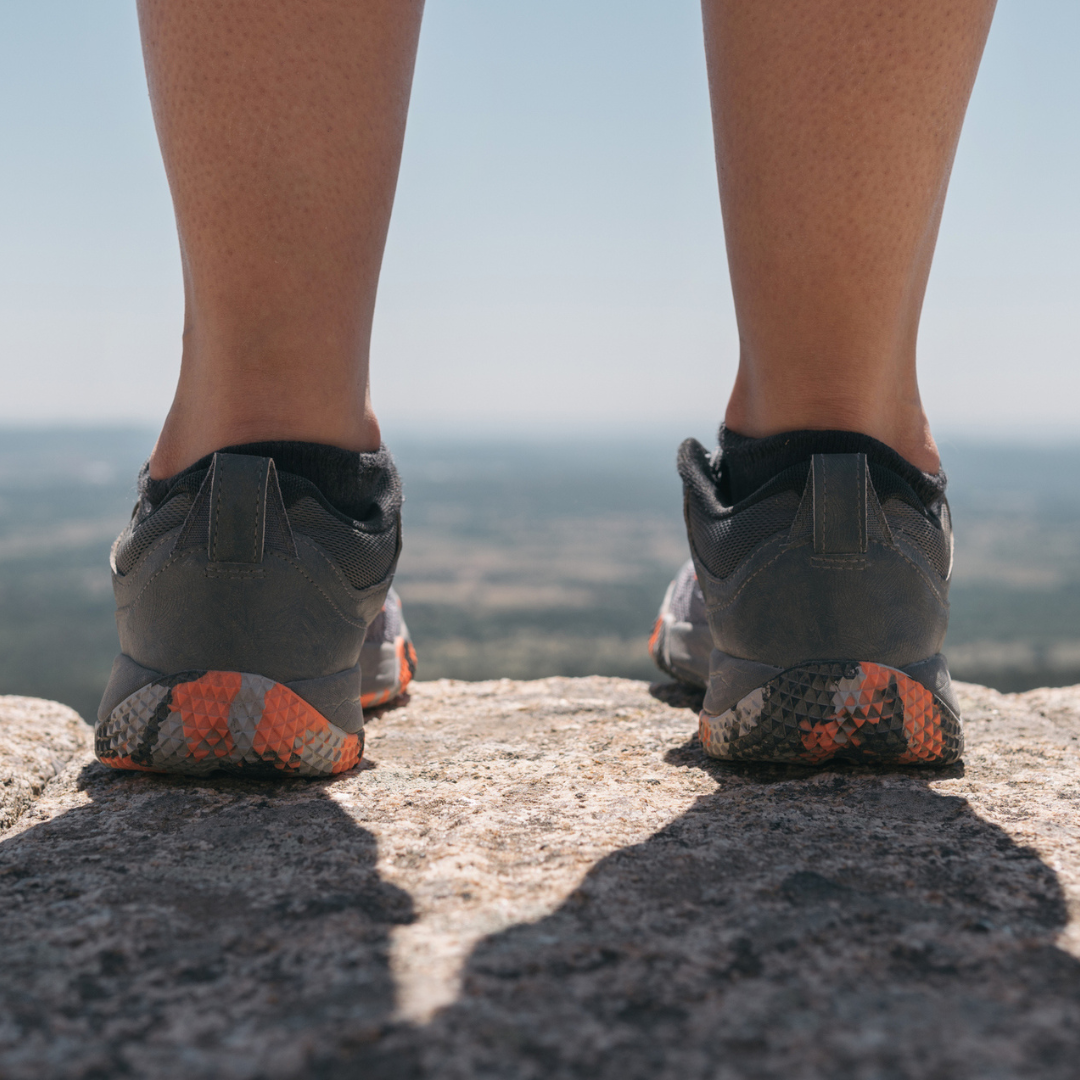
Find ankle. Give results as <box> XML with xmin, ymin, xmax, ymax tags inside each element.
<box><xmin>149</xmin><ymin>394</ymin><xmax>381</xmax><ymax>480</ymax></box>
<box><xmin>725</xmin><ymin>373</ymin><xmax>940</xmax><ymax>474</ymax></box>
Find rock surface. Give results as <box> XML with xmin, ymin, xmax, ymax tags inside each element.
<box><xmin>3</xmin><ymin>677</ymin><xmax>1080</xmax><ymax>1078</ymax></box>
<box><xmin>0</xmin><ymin>696</ymin><xmax>91</xmax><ymax>832</ymax></box>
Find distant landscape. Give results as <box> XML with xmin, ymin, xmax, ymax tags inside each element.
<box><xmin>1</xmin><ymin>426</ymin><xmax>1078</xmax><ymax>722</ymax></box>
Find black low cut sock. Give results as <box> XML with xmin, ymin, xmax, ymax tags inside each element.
<box><xmin>140</xmin><ymin>440</ymin><xmax>401</xmax><ymax>523</ymax></box>
<box><xmin>718</xmin><ymin>425</ymin><xmax>947</xmax><ymax>508</ymax></box>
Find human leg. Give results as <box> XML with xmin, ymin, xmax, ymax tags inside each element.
<box><xmin>703</xmin><ymin>0</ymin><xmax>996</xmax><ymax>472</ymax></box>
<box><xmin>139</xmin><ymin>0</ymin><xmax>424</xmax><ymax>478</ymax></box>
<box><xmin>97</xmin><ymin>1</ymin><xmax>424</xmax><ymax>774</ymax></box>
<box><xmin>651</xmin><ymin>0</ymin><xmax>996</xmax><ymax>765</ymax></box>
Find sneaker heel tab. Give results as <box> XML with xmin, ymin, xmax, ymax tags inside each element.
<box><xmin>677</xmin><ymin>437</ymin><xmax>723</xmax><ymax>498</ymax></box>
<box><xmin>678</xmin><ymin>438</ymin><xmax>730</xmax><ymax>530</ymax></box>
<box><xmin>811</xmin><ymin>453</ymin><xmax>869</xmax><ymax>555</ymax></box>
<box><xmin>676</xmin><ymin>436</ymin><xmax>711</xmax><ymax>477</ymax></box>
<box><xmin>207</xmin><ymin>452</ymin><xmax>273</xmax><ymax>564</ymax></box>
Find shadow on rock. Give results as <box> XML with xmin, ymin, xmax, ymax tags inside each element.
<box><xmin>0</xmin><ymin>763</ymin><xmax>417</xmax><ymax>1080</ymax></box>
<box><xmin>649</xmin><ymin>680</ymin><xmax>705</xmax><ymax>714</ymax></box>
<box><xmin>369</xmin><ymin>739</ymin><xmax>1080</xmax><ymax>1080</ymax></box>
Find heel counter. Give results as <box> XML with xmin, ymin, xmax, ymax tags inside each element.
<box><xmin>113</xmin><ymin>454</ymin><xmax>388</xmax><ymax>682</ymax></box>
<box><xmin>696</xmin><ymin>454</ymin><xmax>948</xmax><ymax>669</ymax></box>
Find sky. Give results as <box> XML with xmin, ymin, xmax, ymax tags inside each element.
<box><xmin>0</xmin><ymin>1</ymin><xmax>1078</xmax><ymax>439</ymax></box>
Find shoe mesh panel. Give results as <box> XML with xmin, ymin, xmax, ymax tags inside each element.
<box><xmin>686</xmin><ymin>490</ymin><xmax>801</xmax><ymax>580</ymax></box>
<box><xmin>119</xmin><ymin>458</ymin><xmax>399</xmax><ymax>590</ymax></box>
<box><xmin>262</xmin><ymin>485</ymin><xmax>296</xmax><ymax>556</ymax></box>
<box><xmin>882</xmin><ymin>497</ymin><xmax>952</xmax><ymax>579</ymax></box>
<box><xmin>177</xmin><ymin>480</ymin><xmax>211</xmax><ymax>550</ymax></box>
<box><xmin>113</xmin><ymin>494</ymin><xmax>193</xmax><ymax>576</ymax></box>
<box><xmin>867</xmin><ymin>462</ymin><xmax>952</xmax><ymax>579</ymax></box>
<box><xmin>865</xmin><ymin>474</ymin><xmax>892</xmax><ymax>544</ymax></box>
<box><xmin>681</xmin><ymin>436</ymin><xmax>953</xmax><ymax>582</ymax></box>
<box><xmin>286</xmin><ymin>495</ymin><xmax>398</xmax><ymax>590</ymax></box>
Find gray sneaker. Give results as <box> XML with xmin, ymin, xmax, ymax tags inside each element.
<box><xmin>652</xmin><ymin>434</ymin><xmax>962</xmax><ymax>766</ymax></box>
<box><xmin>96</xmin><ymin>444</ymin><xmax>405</xmax><ymax>776</ymax></box>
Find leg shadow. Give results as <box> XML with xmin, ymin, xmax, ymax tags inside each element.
<box><xmin>0</xmin><ymin>763</ymin><xmax>417</xmax><ymax>1080</ymax></box>
<box><xmin>374</xmin><ymin>740</ymin><xmax>1080</xmax><ymax>1079</ymax></box>
<box><xmin>649</xmin><ymin>680</ymin><xmax>705</xmax><ymax>713</ymax></box>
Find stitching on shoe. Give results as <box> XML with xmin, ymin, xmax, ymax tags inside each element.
<box><xmin>891</xmin><ymin>539</ymin><xmax>948</xmax><ymax>605</ymax></box>
<box><xmin>124</xmin><ymin>547</ymin><xmax>366</xmax><ymax>631</ymax></box>
<box><xmin>252</xmin><ymin>468</ymin><xmax>262</xmax><ymax>562</ymax></box>
<box><xmin>712</xmin><ymin>546</ymin><xmax>789</xmax><ymax>613</ymax></box>
<box><xmin>114</xmin><ymin>526</ymin><xmax>181</xmax><ymax>578</ymax></box>
<box><xmin>268</xmin><ymin>549</ymin><xmax>367</xmax><ymax>629</ymax></box>
<box><xmin>292</xmin><ymin>530</ymin><xmax>391</xmax><ymax>596</ymax></box>
<box><xmin>127</xmin><ymin>550</ymin><xmax>188</xmax><ymax>611</ymax></box>
<box><xmin>810</xmin><ymin>555</ymin><xmax>866</xmax><ymax>569</ymax></box>
<box><xmin>211</xmin><ymin>465</ymin><xmax>222</xmax><ymax>562</ymax></box>
<box><xmin>710</xmin><ymin>537</ymin><xmax>946</xmax><ymax>615</ymax></box>
<box><xmin>859</xmin><ymin>461</ymin><xmax>865</xmax><ymax>551</ymax></box>
<box><xmin>821</xmin><ymin>459</ymin><xmax>827</xmax><ymax>554</ymax></box>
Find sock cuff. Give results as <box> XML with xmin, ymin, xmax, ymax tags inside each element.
<box><xmin>718</xmin><ymin>425</ymin><xmax>946</xmax><ymax>507</ymax></box>
<box><xmin>139</xmin><ymin>440</ymin><xmax>401</xmax><ymax>523</ymax></box>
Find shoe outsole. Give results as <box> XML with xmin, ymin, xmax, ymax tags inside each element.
<box><xmin>96</xmin><ymin>671</ymin><xmax>363</xmax><ymax>777</ymax></box>
<box><xmin>699</xmin><ymin>660</ymin><xmax>962</xmax><ymax>766</ymax></box>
